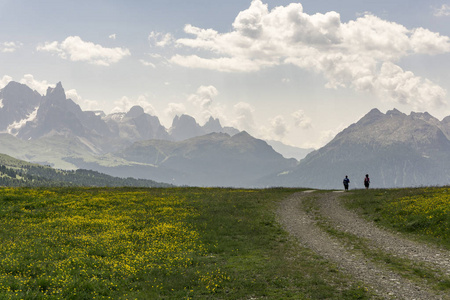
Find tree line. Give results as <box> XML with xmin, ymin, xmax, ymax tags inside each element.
<box><xmin>0</xmin><ymin>164</ymin><xmax>172</xmax><ymax>188</ymax></box>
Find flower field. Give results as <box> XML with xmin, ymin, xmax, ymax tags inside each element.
<box><xmin>385</xmin><ymin>187</ymin><xmax>450</xmax><ymax>240</ymax></box>
<box><xmin>0</xmin><ymin>187</ymin><xmax>372</xmax><ymax>299</ymax></box>
<box><xmin>0</xmin><ymin>187</ymin><xmax>214</xmax><ymax>299</ymax></box>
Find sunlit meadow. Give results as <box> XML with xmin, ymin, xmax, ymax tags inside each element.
<box><xmin>0</xmin><ymin>187</ymin><xmax>216</xmax><ymax>299</ymax></box>
<box><xmin>0</xmin><ymin>187</ymin><xmax>376</xmax><ymax>299</ymax></box>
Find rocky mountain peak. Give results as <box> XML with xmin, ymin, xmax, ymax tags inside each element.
<box><xmin>386</xmin><ymin>108</ymin><xmax>405</xmax><ymax>117</ymax></box>
<box><xmin>169</xmin><ymin>114</ymin><xmax>204</xmax><ymax>141</ymax></box>
<box><xmin>125</xmin><ymin>105</ymin><xmax>145</xmax><ymax>119</ymax></box>
<box><xmin>203</xmin><ymin>116</ymin><xmax>222</xmax><ymax>133</ymax></box>
<box><xmin>45</xmin><ymin>81</ymin><xmax>66</xmax><ymax>101</ymax></box>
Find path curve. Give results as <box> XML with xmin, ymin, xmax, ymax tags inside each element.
<box><xmin>318</xmin><ymin>192</ymin><xmax>450</xmax><ymax>276</ymax></box>
<box><xmin>277</xmin><ymin>191</ymin><xmax>448</xmax><ymax>299</ymax></box>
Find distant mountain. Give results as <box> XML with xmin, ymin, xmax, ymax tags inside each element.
<box><xmin>0</xmin><ymin>81</ymin><xmax>41</xmax><ymax>133</ymax></box>
<box><xmin>169</xmin><ymin>115</ymin><xmax>239</xmax><ymax>141</ymax></box>
<box><xmin>262</xmin><ymin>108</ymin><xmax>450</xmax><ymax>189</ymax></box>
<box><xmin>4</xmin><ymin>82</ymin><xmax>112</xmax><ymax>149</ymax></box>
<box><xmin>116</xmin><ymin>131</ymin><xmax>297</xmax><ymax>187</ymax></box>
<box><xmin>0</xmin><ymin>81</ymin><xmax>297</xmax><ymax>187</ymax></box>
<box><xmin>5</xmin><ymin>80</ymin><xmax>450</xmax><ymax>189</ymax></box>
<box><xmin>104</xmin><ymin>105</ymin><xmax>170</xmax><ymax>143</ymax></box>
<box><xmin>266</xmin><ymin>140</ymin><xmax>314</xmax><ymax>161</ymax></box>
<box><xmin>0</xmin><ymin>80</ymin><xmax>241</xmax><ymax>150</ymax></box>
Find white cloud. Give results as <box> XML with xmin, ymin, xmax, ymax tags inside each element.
<box><xmin>373</xmin><ymin>62</ymin><xmax>446</xmax><ymax>109</ymax></box>
<box><xmin>109</xmin><ymin>34</ymin><xmax>117</xmax><ymax>40</ymax></box>
<box><xmin>19</xmin><ymin>74</ymin><xmax>54</xmax><ymax>95</ymax></box>
<box><xmin>1</xmin><ymin>41</ymin><xmax>22</xmax><ymax>53</ymax></box>
<box><xmin>165</xmin><ymin>102</ymin><xmax>186</xmax><ymax>120</ymax></box>
<box><xmin>292</xmin><ymin>110</ymin><xmax>312</xmax><ymax>129</ymax></box>
<box><xmin>139</xmin><ymin>59</ymin><xmax>156</xmax><ymax>68</ymax></box>
<box><xmin>233</xmin><ymin>102</ymin><xmax>256</xmax><ymax>132</ymax></box>
<box><xmin>186</xmin><ymin>85</ymin><xmax>223</xmax><ymax>122</ymax></box>
<box><xmin>65</xmin><ymin>89</ymin><xmax>101</xmax><ymax>111</ymax></box>
<box><xmin>434</xmin><ymin>4</ymin><xmax>450</xmax><ymax>17</ymax></box>
<box><xmin>37</xmin><ymin>36</ymin><xmax>130</xmax><ymax>66</ymax></box>
<box><xmin>111</xmin><ymin>95</ymin><xmax>156</xmax><ymax>115</ymax></box>
<box><xmin>148</xmin><ymin>31</ymin><xmax>174</xmax><ymax>47</ymax></box>
<box><xmin>410</xmin><ymin>27</ymin><xmax>450</xmax><ymax>54</ymax></box>
<box><xmin>270</xmin><ymin>115</ymin><xmax>288</xmax><ymax>138</ymax></box>
<box><xmin>188</xmin><ymin>85</ymin><xmax>218</xmax><ymax>109</ymax></box>
<box><xmin>169</xmin><ymin>0</ymin><xmax>450</xmax><ymax>109</ymax></box>
<box><xmin>0</xmin><ymin>75</ymin><xmax>12</xmax><ymax>88</ymax></box>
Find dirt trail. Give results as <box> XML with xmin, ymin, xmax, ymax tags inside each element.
<box><xmin>277</xmin><ymin>191</ymin><xmax>449</xmax><ymax>299</ymax></box>
<box><xmin>318</xmin><ymin>192</ymin><xmax>450</xmax><ymax>277</ymax></box>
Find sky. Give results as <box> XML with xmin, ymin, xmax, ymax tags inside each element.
<box><xmin>1</xmin><ymin>0</ymin><xmax>450</xmax><ymax>149</ymax></box>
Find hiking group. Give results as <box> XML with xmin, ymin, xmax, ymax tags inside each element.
<box><xmin>342</xmin><ymin>174</ymin><xmax>370</xmax><ymax>191</ymax></box>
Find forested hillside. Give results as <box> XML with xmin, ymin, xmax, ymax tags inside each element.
<box><xmin>0</xmin><ymin>154</ymin><xmax>171</xmax><ymax>187</ymax></box>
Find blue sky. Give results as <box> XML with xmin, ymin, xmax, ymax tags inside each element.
<box><xmin>1</xmin><ymin>0</ymin><xmax>450</xmax><ymax>148</ymax></box>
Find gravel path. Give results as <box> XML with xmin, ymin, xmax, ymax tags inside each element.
<box><xmin>277</xmin><ymin>191</ymin><xmax>449</xmax><ymax>299</ymax></box>
<box><xmin>318</xmin><ymin>192</ymin><xmax>450</xmax><ymax>277</ymax></box>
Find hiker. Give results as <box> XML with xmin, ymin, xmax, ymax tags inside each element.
<box><xmin>343</xmin><ymin>175</ymin><xmax>350</xmax><ymax>191</ymax></box>
<box><xmin>364</xmin><ymin>174</ymin><xmax>370</xmax><ymax>189</ymax></box>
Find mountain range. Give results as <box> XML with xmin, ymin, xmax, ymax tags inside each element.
<box><xmin>2</xmin><ymin>81</ymin><xmax>450</xmax><ymax>189</ymax></box>
<box><xmin>0</xmin><ymin>81</ymin><xmax>302</xmax><ymax>186</ymax></box>
<box><xmin>262</xmin><ymin>108</ymin><xmax>450</xmax><ymax>189</ymax></box>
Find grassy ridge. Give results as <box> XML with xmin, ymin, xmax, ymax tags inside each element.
<box><xmin>0</xmin><ymin>187</ymin><xmax>371</xmax><ymax>299</ymax></box>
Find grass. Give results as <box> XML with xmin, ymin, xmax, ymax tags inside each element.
<box><xmin>0</xmin><ymin>187</ymin><xmax>372</xmax><ymax>299</ymax></box>
<box><xmin>342</xmin><ymin>187</ymin><xmax>450</xmax><ymax>250</ymax></box>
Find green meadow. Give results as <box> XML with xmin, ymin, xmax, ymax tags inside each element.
<box><xmin>0</xmin><ymin>186</ymin><xmax>449</xmax><ymax>299</ymax></box>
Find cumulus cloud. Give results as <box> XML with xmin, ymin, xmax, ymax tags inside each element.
<box><xmin>0</xmin><ymin>75</ymin><xmax>12</xmax><ymax>88</ymax></box>
<box><xmin>435</xmin><ymin>4</ymin><xmax>450</xmax><ymax>17</ymax></box>
<box><xmin>111</xmin><ymin>95</ymin><xmax>156</xmax><ymax>115</ymax></box>
<box><xmin>65</xmin><ymin>89</ymin><xmax>101</xmax><ymax>111</ymax></box>
<box><xmin>292</xmin><ymin>110</ymin><xmax>312</xmax><ymax>129</ymax></box>
<box><xmin>37</xmin><ymin>36</ymin><xmax>130</xmax><ymax>66</ymax></box>
<box><xmin>270</xmin><ymin>115</ymin><xmax>288</xmax><ymax>138</ymax></box>
<box><xmin>165</xmin><ymin>102</ymin><xmax>187</xmax><ymax>120</ymax></box>
<box><xmin>188</xmin><ymin>85</ymin><xmax>218</xmax><ymax>109</ymax></box>
<box><xmin>185</xmin><ymin>85</ymin><xmax>223</xmax><ymax>122</ymax></box>
<box><xmin>170</xmin><ymin>0</ymin><xmax>450</xmax><ymax>109</ymax></box>
<box><xmin>1</xmin><ymin>41</ymin><xmax>22</xmax><ymax>53</ymax></box>
<box><xmin>109</xmin><ymin>34</ymin><xmax>116</xmax><ymax>40</ymax></box>
<box><xmin>148</xmin><ymin>31</ymin><xmax>174</xmax><ymax>47</ymax></box>
<box><xmin>233</xmin><ymin>102</ymin><xmax>256</xmax><ymax>132</ymax></box>
<box><xmin>373</xmin><ymin>62</ymin><xmax>446</xmax><ymax>109</ymax></box>
<box><xmin>19</xmin><ymin>74</ymin><xmax>54</xmax><ymax>95</ymax></box>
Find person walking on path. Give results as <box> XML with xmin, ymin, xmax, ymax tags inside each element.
<box><xmin>343</xmin><ymin>175</ymin><xmax>350</xmax><ymax>191</ymax></box>
<box><xmin>364</xmin><ymin>174</ymin><xmax>370</xmax><ymax>189</ymax></box>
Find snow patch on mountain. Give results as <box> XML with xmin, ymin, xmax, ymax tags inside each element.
<box><xmin>7</xmin><ymin>106</ymin><xmax>39</xmax><ymax>136</ymax></box>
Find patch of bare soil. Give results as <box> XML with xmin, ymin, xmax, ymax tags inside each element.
<box><xmin>277</xmin><ymin>191</ymin><xmax>449</xmax><ymax>299</ymax></box>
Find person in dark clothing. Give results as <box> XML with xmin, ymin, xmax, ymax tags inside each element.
<box><xmin>343</xmin><ymin>175</ymin><xmax>350</xmax><ymax>191</ymax></box>
<box><xmin>364</xmin><ymin>174</ymin><xmax>370</xmax><ymax>189</ymax></box>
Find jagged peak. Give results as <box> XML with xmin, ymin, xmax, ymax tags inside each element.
<box><xmin>45</xmin><ymin>81</ymin><xmax>66</xmax><ymax>99</ymax></box>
